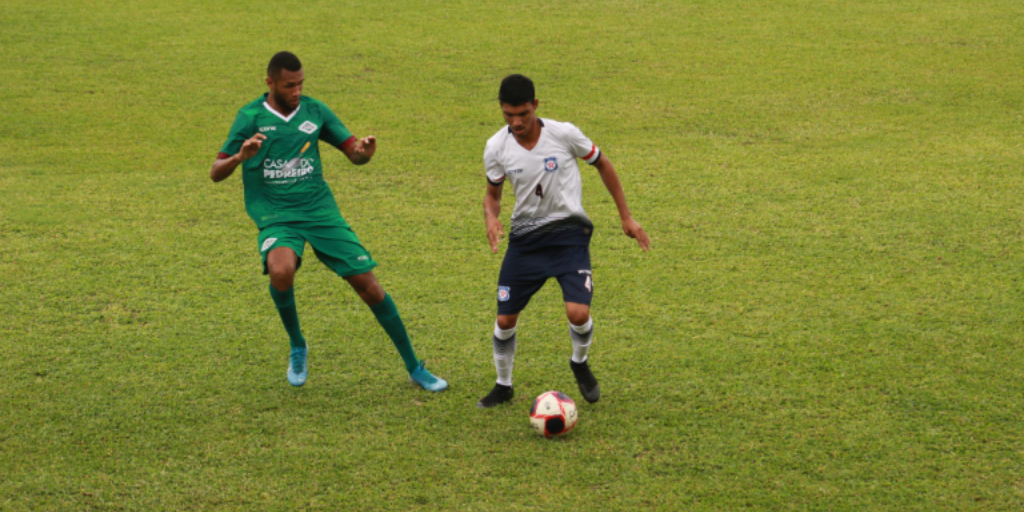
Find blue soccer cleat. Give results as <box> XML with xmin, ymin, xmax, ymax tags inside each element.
<box><xmin>287</xmin><ymin>346</ymin><xmax>308</xmax><ymax>387</ymax></box>
<box><xmin>409</xmin><ymin>361</ymin><xmax>448</xmax><ymax>392</ymax></box>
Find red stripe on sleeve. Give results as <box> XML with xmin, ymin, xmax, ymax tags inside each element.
<box><xmin>583</xmin><ymin>145</ymin><xmax>597</xmax><ymax>161</ymax></box>
<box><xmin>217</xmin><ymin>152</ymin><xmax>231</xmax><ymax>160</ymax></box>
<box><xmin>337</xmin><ymin>136</ymin><xmax>357</xmax><ymax>150</ymax></box>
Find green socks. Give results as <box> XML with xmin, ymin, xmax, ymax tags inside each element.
<box><xmin>268</xmin><ymin>287</ymin><xmax>416</xmax><ymax>372</ymax></box>
<box><xmin>370</xmin><ymin>293</ymin><xmax>419</xmax><ymax>373</ymax></box>
<box><xmin>269</xmin><ymin>284</ymin><xmax>306</xmax><ymax>349</ymax></box>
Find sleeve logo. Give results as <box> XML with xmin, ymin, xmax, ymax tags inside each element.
<box><xmin>543</xmin><ymin>157</ymin><xmax>559</xmax><ymax>172</ymax></box>
<box><xmin>498</xmin><ymin>286</ymin><xmax>511</xmax><ymax>302</ymax></box>
<box><xmin>298</xmin><ymin>121</ymin><xmax>318</xmax><ymax>134</ymax></box>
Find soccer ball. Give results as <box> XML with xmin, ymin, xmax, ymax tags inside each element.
<box><xmin>529</xmin><ymin>391</ymin><xmax>578</xmax><ymax>437</ymax></box>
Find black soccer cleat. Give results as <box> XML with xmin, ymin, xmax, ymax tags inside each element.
<box><xmin>570</xmin><ymin>359</ymin><xmax>600</xmax><ymax>403</ymax></box>
<box><xmin>477</xmin><ymin>383</ymin><xmax>514</xmax><ymax>409</ymax></box>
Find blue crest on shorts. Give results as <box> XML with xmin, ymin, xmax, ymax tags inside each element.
<box><xmin>543</xmin><ymin>157</ymin><xmax>558</xmax><ymax>172</ymax></box>
<box><xmin>498</xmin><ymin>286</ymin><xmax>511</xmax><ymax>302</ymax></box>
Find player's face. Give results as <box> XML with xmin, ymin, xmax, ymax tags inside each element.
<box><xmin>266</xmin><ymin>68</ymin><xmax>305</xmax><ymax>112</ymax></box>
<box><xmin>501</xmin><ymin>100</ymin><xmax>539</xmax><ymax>138</ymax></box>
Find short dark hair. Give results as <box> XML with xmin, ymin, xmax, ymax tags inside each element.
<box><xmin>498</xmin><ymin>74</ymin><xmax>535</xmax><ymax>106</ymax></box>
<box><xmin>267</xmin><ymin>51</ymin><xmax>302</xmax><ymax>78</ymax></box>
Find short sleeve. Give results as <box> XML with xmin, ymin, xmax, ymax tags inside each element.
<box><xmin>219</xmin><ymin>110</ymin><xmax>254</xmax><ymax>157</ymax></box>
<box><xmin>319</xmin><ymin>104</ymin><xmax>355</xmax><ymax>150</ymax></box>
<box><xmin>484</xmin><ymin>142</ymin><xmax>505</xmax><ymax>186</ymax></box>
<box><xmin>566</xmin><ymin>123</ymin><xmax>601</xmax><ymax>165</ymax></box>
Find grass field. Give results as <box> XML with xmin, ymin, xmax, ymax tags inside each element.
<box><xmin>2</xmin><ymin>0</ymin><xmax>1024</xmax><ymax>509</ymax></box>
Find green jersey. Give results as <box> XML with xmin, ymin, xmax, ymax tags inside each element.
<box><xmin>219</xmin><ymin>94</ymin><xmax>356</xmax><ymax>228</ymax></box>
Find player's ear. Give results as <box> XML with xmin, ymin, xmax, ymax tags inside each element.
<box><xmin>265</xmin><ymin>76</ymin><xmax>274</xmax><ymax>88</ymax></box>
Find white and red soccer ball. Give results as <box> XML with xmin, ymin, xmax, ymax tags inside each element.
<box><xmin>530</xmin><ymin>391</ymin><xmax>578</xmax><ymax>437</ymax></box>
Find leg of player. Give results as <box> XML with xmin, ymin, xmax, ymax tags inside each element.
<box><xmin>344</xmin><ymin>271</ymin><xmax>448</xmax><ymax>392</ymax></box>
<box><xmin>477</xmin><ymin>313</ymin><xmax>519</xmax><ymax>408</ymax></box>
<box><xmin>267</xmin><ymin>247</ymin><xmax>308</xmax><ymax>387</ymax></box>
<box><xmin>566</xmin><ymin>302</ymin><xmax>600</xmax><ymax>403</ymax></box>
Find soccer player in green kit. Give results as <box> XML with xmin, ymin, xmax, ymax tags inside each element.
<box><xmin>210</xmin><ymin>51</ymin><xmax>447</xmax><ymax>391</ymax></box>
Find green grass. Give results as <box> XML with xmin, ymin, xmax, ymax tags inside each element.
<box><xmin>2</xmin><ymin>0</ymin><xmax>1023</xmax><ymax>509</ymax></box>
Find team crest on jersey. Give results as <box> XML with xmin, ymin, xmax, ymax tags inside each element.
<box><xmin>543</xmin><ymin>157</ymin><xmax>558</xmax><ymax>172</ymax></box>
<box><xmin>498</xmin><ymin>286</ymin><xmax>511</xmax><ymax>302</ymax></box>
<box><xmin>298</xmin><ymin>121</ymin><xmax>318</xmax><ymax>134</ymax></box>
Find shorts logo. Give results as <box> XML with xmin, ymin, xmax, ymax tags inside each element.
<box><xmin>261</xmin><ymin>237</ymin><xmax>278</xmax><ymax>252</ymax></box>
<box><xmin>498</xmin><ymin>286</ymin><xmax>511</xmax><ymax>302</ymax></box>
<box><xmin>298</xmin><ymin>121</ymin><xmax>318</xmax><ymax>134</ymax></box>
<box><xmin>585</xmin><ymin>275</ymin><xmax>592</xmax><ymax>292</ymax></box>
<box><xmin>543</xmin><ymin>157</ymin><xmax>558</xmax><ymax>172</ymax></box>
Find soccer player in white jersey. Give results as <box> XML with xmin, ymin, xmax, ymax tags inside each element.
<box><xmin>478</xmin><ymin>74</ymin><xmax>650</xmax><ymax>408</ymax></box>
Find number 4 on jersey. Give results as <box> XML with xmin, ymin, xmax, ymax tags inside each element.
<box><xmin>535</xmin><ymin>184</ymin><xmax>544</xmax><ymax>198</ymax></box>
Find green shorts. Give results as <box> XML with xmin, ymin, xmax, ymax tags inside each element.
<box><xmin>257</xmin><ymin>219</ymin><xmax>378</xmax><ymax>277</ymax></box>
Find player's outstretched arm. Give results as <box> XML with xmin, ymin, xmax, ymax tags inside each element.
<box><xmin>342</xmin><ymin>136</ymin><xmax>377</xmax><ymax>165</ymax></box>
<box><xmin>593</xmin><ymin>154</ymin><xmax>651</xmax><ymax>251</ymax></box>
<box><xmin>210</xmin><ymin>133</ymin><xmax>266</xmax><ymax>182</ymax></box>
<box><xmin>484</xmin><ymin>182</ymin><xmax>505</xmax><ymax>254</ymax></box>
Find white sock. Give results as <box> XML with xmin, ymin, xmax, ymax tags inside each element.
<box><xmin>493</xmin><ymin>322</ymin><xmax>517</xmax><ymax>386</ymax></box>
<box><xmin>570</xmin><ymin>317</ymin><xmax>593</xmax><ymax>363</ymax></box>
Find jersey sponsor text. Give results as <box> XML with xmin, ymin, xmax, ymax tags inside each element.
<box><xmin>263</xmin><ymin>158</ymin><xmax>315</xmax><ymax>180</ymax></box>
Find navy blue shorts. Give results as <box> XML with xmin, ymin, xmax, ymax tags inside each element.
<box><xmin>496</xmin><ymin>244</ymin><xmax>593</xmax><ymax>315</ymax></box>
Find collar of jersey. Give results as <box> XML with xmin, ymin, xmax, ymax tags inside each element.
<box><xmin>263</xmin><ymin>101</ymin><xmax>301</xmax><ymax>123</ymax></box>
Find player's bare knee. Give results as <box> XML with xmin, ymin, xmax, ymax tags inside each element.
<box><xmin>566</xmin><ymin>307</ymin><xmax>590</xmax><ymax>327</ymax></box>
<box><xmin>371</xmin><ymin>284</ymin><xmax>386</xmax><ymax>303</ymax></box>
<box><xmin>496</xmin><ymin>315</ymin><xmax>518</xmax><ymax>330</ymax></box>
<box><xmin>346</xmin><ymin>273</ymin><xmax>385</xmax><ymax>304</ymax></box>
<box><xmin>268</xmin><ymin>266</ymin><xmax>295</xmax><ymax>290</ymax></box>
<box><xmin>568</xmin><ymin>314</ymin><xmax>589</xmax><ymax>327</ymax></box>
<box><xmin>269</xmin><ymin>276</ymin><xmax>293</xmax><ymax>292</ymax></box>
<box><xmin>359</xmin><ymin>286</ymin><xmax>386</xmax><ymax>306</ymax></box>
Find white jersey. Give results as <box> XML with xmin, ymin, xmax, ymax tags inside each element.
<box><xmin>485</xmin><ymin>118</ymin><xmax>602</xmax><ymax>249</ymax></box>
